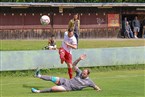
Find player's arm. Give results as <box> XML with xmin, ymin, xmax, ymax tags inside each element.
<box><xmin>48</xmin><ymin>39</ymin><xmax>51</xmax><ymax>45</ymax></box>
<box><xmin>78</xmin><ymin>20</ymin><xmax>80</xmax><ymax>31</ymax></box>
<box><xmin>72</xmin><ymin>54</ymin><xmax>87</xmax><ymax>71</ymax></box>
<box><xmin>64</xmin><ymin>42</ymin><xmax>77</xmax><ymax>49</ymax></box>
<box><xmin>89</xmin><ymin>80</ymin><xmax>101</xmax><ymax>92</ymax></box>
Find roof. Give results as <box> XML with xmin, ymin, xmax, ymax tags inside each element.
<box><xmin>0</xmin><ymin>2</ymin><xmax>145</xmax><ymax>8</ymax></box>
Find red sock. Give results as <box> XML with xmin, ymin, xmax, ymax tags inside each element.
<box><xmin>68</xmin><ymin>68</ymin><xmax>73</xmax><ymax>79</ymax></box>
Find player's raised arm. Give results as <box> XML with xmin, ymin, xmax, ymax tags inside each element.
<box><xmin>72</xmin><ymin>54</ymin><xmax>87</xmax><ymax>71</ymax></box>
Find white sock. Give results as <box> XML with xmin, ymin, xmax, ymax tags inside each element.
<box><xmin>37</xmin><ymin>74</ymin><xmax>41</xmax><ymax>78</ymax></box>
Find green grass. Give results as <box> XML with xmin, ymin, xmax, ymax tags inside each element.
<box><xmin>0</xmin><ymin>39</ymin><xmax>145</xmax><ymax>51</ymax></box>
<box><xmin>0</xmin><ymin>69</ymin><xmax>144</xmax><ymax>97</ymax></box>
<box><xmin>1</xmin><ymin>39</ymin><xmax>145</xmax><ymax>97</ymax></box>
<box><xmin>1</xmin><ymin>64</ymin><xmax>144</xmax><ymax>77</ymax></box>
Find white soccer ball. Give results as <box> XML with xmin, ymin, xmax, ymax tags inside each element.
<box><xmin>40</xmin><ymin>15</ymin><xmax>50</xmax><ymax>25</ymax></box>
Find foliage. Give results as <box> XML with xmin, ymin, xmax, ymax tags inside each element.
<box><xmin>0</xmin><ymin>64</ymin><xmax>144</xmax><ymax>77</ymax></box>
<box><xmin>0</xmin><ymin>0</ymin><xmax>145</xmax><ymax>2</ymax></box>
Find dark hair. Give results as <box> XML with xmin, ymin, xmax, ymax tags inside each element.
<box><xmin>74</xmin><ymin>13</ymin><xmax>78</xmax><ymax>16</ymax></box>
<box><xmin>68</xmin><ymin>28</ymin><xmax>74</xmax><ymax>32</ymax></box>
<box><xmin>86</xmin><ymin>69</ymin><xmax>90</xmax><ymax>75</ymax></box>
<box><xmin>51</xmin><ymin>34</ymin><xmax>55</xmax><ymax>37</ymax></box>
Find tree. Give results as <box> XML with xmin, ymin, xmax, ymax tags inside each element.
<box><xmin>16</xmin><ymin>0</ymin><xmax>26</xmax><ymax>2</ymax></box>
<box><xmin>0</xmin><ymin>0</ymin><xmax>144</xmax><ymax>2</ymax></box>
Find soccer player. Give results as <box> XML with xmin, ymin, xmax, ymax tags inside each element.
<box><xmin>59</xmin><ymin>28</ymin><xmax>77</xmax><ymax>79</ymax></box>
<box><xmin>31</xmin><ymin>54</ymin><xmax>101</xmax><ymax>93</ymax></box>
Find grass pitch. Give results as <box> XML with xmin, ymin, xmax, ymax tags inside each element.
<box><xmin>0</xmin><ymin>69</ymin><xmax>144</xmax><ymax>97</ymax></box>
<box><xmin>0</xmin><ymin>39</ymin><xmax>145</xmax><ymax>97</ymax></box>
<box><xmin>0</xmin><ymin>39</ymin><xmax>145</xmax><ymax>51</ymax></box>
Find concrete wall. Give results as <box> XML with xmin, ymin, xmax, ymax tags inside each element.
<box><xmin>0</xmin><ymin>46</ymin><xmax>145</xmax><ymax>71</ymax></box>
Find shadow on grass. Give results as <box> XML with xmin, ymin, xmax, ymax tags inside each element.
<box><xmin>23</xmin><ymin>84</ymin><xmax>46</xmax><ymax>89</ymax></box>
<box><xmin>23</xmin><ymin>84</ymin><xmax>94</xmax><ymax>94</ymax></box>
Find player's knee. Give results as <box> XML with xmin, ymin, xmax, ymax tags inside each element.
<box><xmin>67</xmin><ymin>63</ymin><xmax>72</xmax><ymax>68</ymax></box>
<box><xmin>51</xmin><ymin>86</ymin><xmax>66</xmax><ymax>92</ymax></box>
<box><xmin>51</xmin><ymin>76</ymin><xmax>59</xmax><ymax>84</ymax></box>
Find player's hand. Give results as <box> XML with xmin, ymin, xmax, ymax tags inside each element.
<box><xmin>94</xmin><ymin>85</ymin><xmax>101</xmax><ymax>92</ymax></box>
<box><xmin>64</xmin><ymin>41</ymin><xmax>69</xmax><ymax>46</ymax></box>
<box><xmin>96</xmin><ymin>88</ymin><xmax>101</xmax><ymax>92</ymax></box>
<box><xmin>80</xmin><ymin>54</ymin><xmax>87</xmax><ymax>60</ymax></box>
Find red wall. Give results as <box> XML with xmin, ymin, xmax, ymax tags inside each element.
<box><xmin>0</xmin><ymin>13</ymin><xmax>110</xmax><ymax>29</ymax></box>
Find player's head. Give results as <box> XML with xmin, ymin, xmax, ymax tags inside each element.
<box><xmin>68</xmin><ymin>28</ymin><xmax>74</xmax><ymax>37</ymax></box>
<box><xmin>81</xmin><ymin>69</ymin><xmax>90</xmax><ymax>79</ymax></box>
<box><xmin>74</xmin><ymin>14</ymin><xmax>78</xmax><ymax>20</ymax></box>
<box><xmin>50</xmin><ymin>35</ymin><xmax>55</xmax><ymax>40</ymax></box>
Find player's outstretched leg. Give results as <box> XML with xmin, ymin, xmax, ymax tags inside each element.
<box><xmin>31</xmin><ymin>88</ymin><xmax>52</xmax><ymax>93</ymax></box>
<box><xmin>31</xmin><ymin>88</ymin><xmax>40</xmax><ymax>93</ymax></box>
<box><xmin>34</xmin><ymin>68</ymin><xmax>60</xmax><ymax>85</ymax></box>
<box><xmin>31</xmin><ymin>86</ymin><xmax>66</xmax><ymax>93</ymax></box>
<box><xmin>66</xmin><ymin>63</ymin><xmax>73</xmax><ymax>79</ymax></box>
<box><xmin>59</xmin><ymin>48</ymin><xmax>65</xmax><ymax>64</ymax></box>
<box><xmin>34</xmin><ymin>68</ymin><xmax>41</xmax><ymax>78</ymax></box>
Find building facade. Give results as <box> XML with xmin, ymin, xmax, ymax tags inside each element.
<box><xmin>0</xmin><ymin>3</ymin><xmax>145</xmax><ymax>39</ymax></box>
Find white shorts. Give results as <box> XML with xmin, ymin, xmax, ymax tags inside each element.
<box><xmin>48</xmin><ymin>45</ymin><xmax>56</xmax><ymax>49</ymax></box>
<box><xmin>134</xmin><ymin>27</ymin><xmax>140</xmax><ymax>32</ymax></box>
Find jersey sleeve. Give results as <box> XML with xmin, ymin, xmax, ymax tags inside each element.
<box><xmin>88</xmin><ymin>79</ymin><xmax>96</xmax><ymax>88</ymax></box>
<box><xmin>75</xmin><ymin>68</ymin><xmax>82</xmax><ymax>76</ymax></box>
<box><xmin>72</xmin><ymin>37</ymin><xmax>77</xmax><ymax>45</ymax></box>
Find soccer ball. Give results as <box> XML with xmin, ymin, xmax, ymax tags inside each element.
<box><xmin>40</xmin><ymin>15</ymin><xmax>50</xmax><ymax>25</ymax></box>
